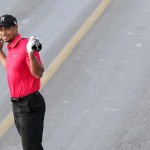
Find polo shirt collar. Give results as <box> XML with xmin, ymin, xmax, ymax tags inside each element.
<box><xmin>7</xmin><ymin>34</ymin><xmax>21</xmax><ymax>48</ymax></box>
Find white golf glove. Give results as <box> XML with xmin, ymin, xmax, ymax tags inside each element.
<box><xmin>26</xmin><ymin>36</ymin><xmax>39</xmax><ymax>53</ymax></box>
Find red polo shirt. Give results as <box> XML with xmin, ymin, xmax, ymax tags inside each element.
<box><xmin>6</xmin><ymin>34</ymin><xmax>42</xmax><ymax>98</ymax></box>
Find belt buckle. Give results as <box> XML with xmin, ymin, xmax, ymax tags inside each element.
<box><xmin>11</xmin><ymin>97</ymin><xmax>20</xmax><ymax>102</ymax></box>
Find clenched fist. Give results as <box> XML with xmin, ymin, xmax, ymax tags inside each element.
<box><xmin>27</xmin><ymin>36</ymin><xmax>42</xmax><ymax>53</ymax></box>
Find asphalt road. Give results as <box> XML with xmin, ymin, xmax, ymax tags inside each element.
<box><xmin>1</xmin><ymin>0</ymin><xmax>150</xmax><ymax>150</ymax></box>
<box><xmin>0</xmin><ymin>0</ymin><xmax>101</xmax><ymax>124</ymax></box>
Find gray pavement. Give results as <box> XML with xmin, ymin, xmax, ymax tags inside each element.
<box><xmin>1</xmin><ymin>0</ymin><xmax>150</xmax><ymax>150</ymax></box>
<box><xmin>0</xmin><ymin>0</ymin><xmax>101</xmax><ymax>123</ymax></box>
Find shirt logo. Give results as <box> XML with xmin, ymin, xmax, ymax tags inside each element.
<box><xmin>13</xmin><ymin>54</ymin><xmax>17</xmax><ymax>58</ymax></box>
<box><xmin>1</xmin><ymin>17</ymin><xmax>5</xmax><ymax>22</ymax></box>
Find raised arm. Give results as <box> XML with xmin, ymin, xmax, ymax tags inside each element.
<box><xmin>26</xmin><ymin>36</ymin><xmax>44</xmax><ymax>78</ymax></box>
<box><xmin>28</xmin><ymin>53</ymin><xmax>44</xmax><ymax>78</ymax></box>
<box><xmin>0</xmin><ymin>39</ymin><xmax>6</xmax><ymax>68</ymax></box>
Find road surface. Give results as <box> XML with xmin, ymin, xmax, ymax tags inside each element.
<box><xmin>1</xmin><ymin>0</ymin><xmax>150</xmax><ymax>150</ymax></box>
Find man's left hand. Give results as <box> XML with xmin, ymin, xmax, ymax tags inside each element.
<box><xmin>27</xmin><ymin>36</ymin><xmax>39</xmax><ymax>53</ymax></box>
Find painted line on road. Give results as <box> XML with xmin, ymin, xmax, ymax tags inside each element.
<box><xmin>40</xmin><ymin>0</ymin><xmax>111</xmax><ymax>89</ymax></box>
<box><xmin>0</xmin><ymin>0</ymin><xmax>111</xmax><ymax>138</ymax></box>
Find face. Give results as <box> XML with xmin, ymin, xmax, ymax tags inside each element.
<box><xmin>0</xmin><ymin>25</ymin><xmax>18</xmax><ymax>43</ymax></box>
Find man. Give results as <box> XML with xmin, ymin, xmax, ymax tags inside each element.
<box><xmin>0</xmin><ymin>14</ymin><xmax>46</xmax><ymax>150</ymax></box>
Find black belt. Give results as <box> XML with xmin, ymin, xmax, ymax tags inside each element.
<box><xmin>11</xmin><ymin>91</ymin><xmax>39</xmax><ymax>103</ymax></box>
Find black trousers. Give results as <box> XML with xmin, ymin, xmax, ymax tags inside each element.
<box><xmin>12</xmin><ymin>92</ymin><xmax>46</xmax><ymax>150</ymax></box>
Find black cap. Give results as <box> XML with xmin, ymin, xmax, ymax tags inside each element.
<box><xmin>0</xmin><ymin>14</ymin><xmax>17</xmax><ymax>28</ymax></box>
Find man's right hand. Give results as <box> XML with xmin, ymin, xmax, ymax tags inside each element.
<box><xmin>0</xmin><ymin>38</ymin><xmax>6</xmax><ymax>68</ymax></box>
<box><xmin>0</xmin><ymin>39</ymin><xmax>4</xmax><ymax>50</ymax></box>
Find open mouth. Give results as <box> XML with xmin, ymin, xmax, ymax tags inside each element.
<box><xmin>2</xmin><ymin>35</ymin><xmax>9</xmax><ymax>41</ymax></box>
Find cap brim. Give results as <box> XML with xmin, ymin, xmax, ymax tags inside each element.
<box><xmin>0</xmin><ymin>23</ymin><xmax>13</xmax><ymax>28</ymax></box>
